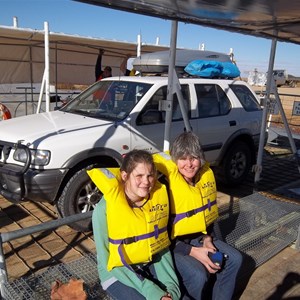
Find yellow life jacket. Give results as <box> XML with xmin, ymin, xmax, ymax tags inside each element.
<box><xmin>153</xmin><ymin>152</ymin><xmax>218</xmax><ymax>239</ymax></box>
<box><xmin>87</xmin><ymin>167</ymin><xmax>170</xmax><ymax>271</ymax></box>
<box><xmin>129</xmin><ymin>68</ymin><xmax>136</xmax><ymax>76</ymax></box>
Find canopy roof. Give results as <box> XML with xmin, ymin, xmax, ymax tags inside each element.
<box><xmin>75</xmin><ymin>0</ymin><xmax>300</xmax><ymax>46</ymax></box>
<box><xmin>75</xmin><ymin>0</ymin><xmax>300</xmax><ymax>181</ymax></box>
<box><xmin>0</xmin><ymin>25</ymin><xmax>168</xmax><ymax>85</ymax></box>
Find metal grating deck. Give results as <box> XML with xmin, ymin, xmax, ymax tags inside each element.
<box><xmin>1</xmin><ymin>253</ymin><xmax>110</xmax><ymax>300</ymax></box>
<box><xmin>214</xmin><ymin>193</ymin><xmax>300</xmax><ymax>271</ymax></box>
<box><xmin>1</xmin><ymin>192</ymin><xmax>300</xmax><ymax>299</ymax></box>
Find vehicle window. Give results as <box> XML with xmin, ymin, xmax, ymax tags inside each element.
<box><xmin>62</xmin><ymin>80</ymin><xmax>151</xmax><ymax>121</ymax></box>
<box><xmin>136</xmin><ymin>85</ymin><xmax>190</xmax><ymax>125</ymax></box>
<box><xmin>195</xmin><ymin>84</ymin><xmax>231</xmax><ymax>118</ymax></box>
<box><xmin>230</xmin><ymin>84</ymin><xmax>261</xmax><ymax>112</ymax></box>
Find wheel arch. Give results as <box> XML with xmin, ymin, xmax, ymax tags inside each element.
<box><xmin>216</xmin><ymin>129</ymin><xmax>256</xmax><ymax>166</ymax></box>
<box><xmin>54</xmin><ymin>147</ymin><xmax>122</xmax><ymax>203</ymax></box>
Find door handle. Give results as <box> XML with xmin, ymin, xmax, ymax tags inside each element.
<box><xmin>229</xmin><ymin>120</ymin><xmax>236</xmax><ymax>126</ymax></box>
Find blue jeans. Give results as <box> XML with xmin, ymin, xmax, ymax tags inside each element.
<box><xmin>173</xmin><ymin>239</ymin><xmax>243</xmax><ymax>300</ymax></box>
<box><xmin>106</xmin><ymin>281</ymin><xmax>145</xmax><ymax>300</ymax></box>
<box><xmin>105</xmin><ymin>264</ymin><xmax>159</xmax><ymax>300</ymax></box>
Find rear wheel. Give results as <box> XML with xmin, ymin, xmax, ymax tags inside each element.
<box><xmin>56</xmin><ymin>165</ymin><xmax>102</xmax><ymax>232</ymax></box>
<box><xmin>216</xmin><ymin>141</ymin><xmax>252</xmax><ymax>186</ymax></box>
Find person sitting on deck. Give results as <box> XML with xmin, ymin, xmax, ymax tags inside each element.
<box><xmin>88</xmin><ymin>150</ymin><xmax>181</xmax><ymax>300</ymax></box>
<box><xmin>153</xmin><ymin>132</ymin><xmax>243</xmax><ymax>300</ymax></box>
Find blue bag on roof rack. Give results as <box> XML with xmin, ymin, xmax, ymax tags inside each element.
<box><xmin>184</xmin><ymin>60</ymin><xmax>240</xmax><ymax>78</ymax></box>
<box><xmin>132</xmin><ymin>49</ymin><xmax>233</xmax><ymax>75</ymax></box>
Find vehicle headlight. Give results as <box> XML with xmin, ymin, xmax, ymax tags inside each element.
<box><xmin>14</xmin><ymin>149</ymin><xmax>51</xmax><ymax>166</ymax></box>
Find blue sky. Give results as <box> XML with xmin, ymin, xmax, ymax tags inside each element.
<box><xmin>1</xmin><ymin>0</ymin><xmax>300</xmax><ymax>77</ymax></box>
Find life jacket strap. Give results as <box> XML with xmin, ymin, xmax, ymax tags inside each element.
<box><xmin>173</xmin><ymin>199</ymin><xmax>217</xmax><ymax>224</ymax></box>
<box><xmin>109</xmin><ymin>225</ymin><xmax>168</xmax><ymax>281</ymax></box>
<box><xmin>109</xmin><ymin>225</ymin><xmax>167</xmax><ymax>245</ymax></box>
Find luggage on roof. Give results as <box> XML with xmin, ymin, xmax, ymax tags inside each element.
<box><xmin>184</xmin><ymin>60</ymin><xmax>240</xmax><ymax>78</ymax></box>
<box><xmin>132</xmin><ymin>49</ymin><xmax>232</xmax><ymax>74</ymax></box>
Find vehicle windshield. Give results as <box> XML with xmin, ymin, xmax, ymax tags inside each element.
<box><xmin>61</xmin><ymin>80</ymin><xmax>152</xmax><ymax>121</ymax></box>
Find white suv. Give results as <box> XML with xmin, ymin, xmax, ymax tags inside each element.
<box><xmin>0</xmin><ymin>76</ymin><xmax>263</xmax><ymax>231</ymax></box>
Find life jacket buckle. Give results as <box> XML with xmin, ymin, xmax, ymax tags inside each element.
<box><xmin>186</xmin><ymin>209</ymin><xmax>196</xmax><ymax>218</ymax></box>
<box><xmin>123</xmin><ymin>237</ymin><xmax>137</xmax><ymax>244</ymax></box>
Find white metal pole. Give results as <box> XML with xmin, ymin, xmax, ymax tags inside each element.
<box><xmin>0</xmin><ymin>237</ymin><xmax>8</xmax><ymax>296</ymax></box>
<box><xmin>36</xmin><ymin>70</ymin><xmax>46</xmax><ymax>113</ymax></box>
<box><xmin>13</xmin><ymin>16</ymin><xmax>18</xmax><ymax>28</ymax></box>
<box><xmin>163</xmin><ymin>21</ymin><xmax>178</xmax><ymax>151</ymax></box>
<box><xmin>254</xmin><ymin>37</ymin><xmax>277</xmax><ymax>189</ymax></box>
<box><xmin>137</xmin><ymin>34</ymin><xmax>141</xmax><ymax>57</ymax></box>
<box><xmin>173</xmin><ymin>70</ymin><xmax>191</xmax><ymax>132</ymax></box>
<box><xmin>44</xmin><ymin>21</ymin><xmax>50</xmax><ymax>112</ymax></box>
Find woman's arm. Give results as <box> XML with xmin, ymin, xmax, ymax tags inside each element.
<box><xmin>95</xmin><ymin>49</ymin><xmax>104</xmax><ymax>81</ymax></box>
<box><xmin>189</xmin><ymin>235</ymin><xmax>220</xmax><ymax>273</ymax></box>
<box><xmin>172</xmin><ymin>235</ymin><xmax>219</xmax><ymax>274</ymax></box>
<box><xmin>92</xmin><ymin>200</ymin><xmax>169</xmax><ymax>299</ymax></box>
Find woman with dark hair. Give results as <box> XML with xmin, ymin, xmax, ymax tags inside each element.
<box><xmin>89</xmin><ymin>150</ymin><xmax>180</xmax><ymax>300</ymax></box>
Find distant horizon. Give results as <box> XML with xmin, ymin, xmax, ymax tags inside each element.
<box><xmin>1</xmin><ymin>19</ymin><xmax>296</xmax><ymax>80</ymax></box>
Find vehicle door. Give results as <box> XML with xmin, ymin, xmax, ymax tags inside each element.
<box><xmin>192</xmin><ymin>83</ymin><xmax>242</xmax><ymax>163</ymax></box>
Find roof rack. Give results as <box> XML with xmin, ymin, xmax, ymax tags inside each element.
<box><xmin>132</xmin><ymin>49</ymin><xmax>240</xmax><ymax>79</ymax></box>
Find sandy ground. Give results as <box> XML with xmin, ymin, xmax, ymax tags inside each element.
<box><xmin>252</xmin><ymin>85</ymin><xmax>300</xmax><ymax>135</ymax></box>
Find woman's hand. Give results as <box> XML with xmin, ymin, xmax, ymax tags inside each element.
<box><xmin>202</xmin><ymin>235</ymin><xmax>215</xmax><ymax>249</ymax></box>
<box><xmin>189</xmin><ymin>242</ymin><xmax>220</xmax><ymax>274</ymax></box>
<box><xmin>161</xmin><ymin>293</ymin><xmax>172</xmax><ymax>299</ymax></box>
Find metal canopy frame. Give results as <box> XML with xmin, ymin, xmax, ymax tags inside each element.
<box><xmin>75</xmin><ymin>0</ymin><xmax>300</xmax><ymax>183</ymax></box>
<box><xmin>74</xmin><ymin>0</ymin><xmax>300</xmax><ymax>46</ymax></box>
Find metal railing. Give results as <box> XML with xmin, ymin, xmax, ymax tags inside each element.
<box><xmin>0</xmin><ymin>210</ymin><xmax>92</xmax><ymax>296</ymax></box>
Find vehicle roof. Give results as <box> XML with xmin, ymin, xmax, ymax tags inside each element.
<box><xmin>104</xmin><ymin>76</ymin><xmax>246</xmax><ymax>85</ymax></box>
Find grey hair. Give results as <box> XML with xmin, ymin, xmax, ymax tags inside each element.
<box><xmin>170</xmin><ymin>131</ymin><xmax>206</xmax><ymax>163</ymax></box>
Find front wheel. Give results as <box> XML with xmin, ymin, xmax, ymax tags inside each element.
<box><xmin>56</xmin><ymin>166</ymin><xmax>102</xmax><ymax>232</ymax></box>
<box><xmin>216</xmin><ymin>141</ymin><xmax>252</xmax><ymax>186</ymax></box>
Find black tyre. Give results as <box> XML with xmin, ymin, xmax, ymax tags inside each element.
<box><xmin>56</xmin><ymin>166</ymin><xmax>102</xmax><ymax>232</ymax></box>
<box><xmin>217</xmin><ymin>141</ymin><xmax>252</xmax><ymax>186</ymax></box>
